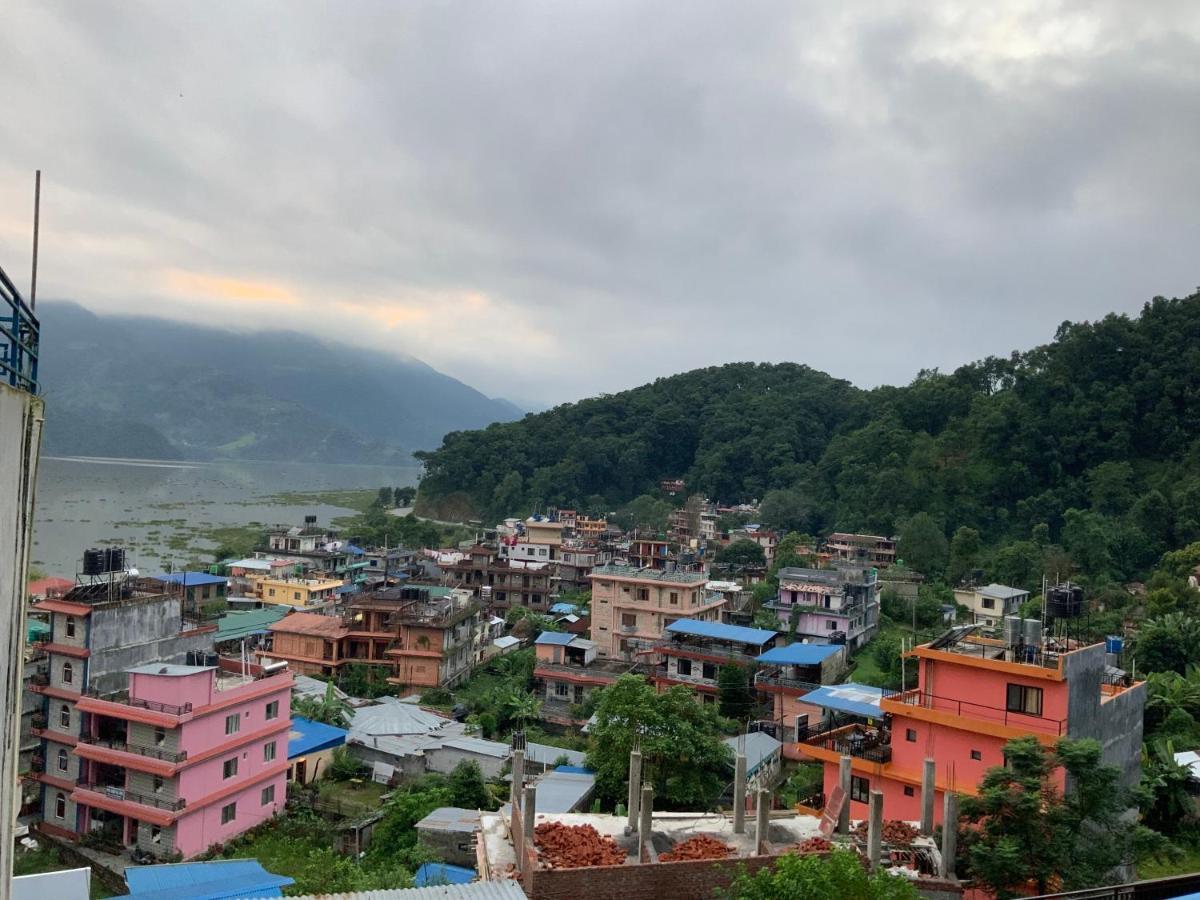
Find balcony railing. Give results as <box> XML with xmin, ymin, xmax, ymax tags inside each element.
<box><xmin>801</xmin><ymin>722</ymin><xmax>893</xmax><ymax>764</ymax></box>
<box><xmin>77</xmin><ymin>782</ymin><xmax>186</xmax><ymax>812</ymax></box>
<box><xmin>754</xmin><ymin>671</ymin><xmax>822</xmax><ymax>693</ymax></box>
<box><xmin>882</xmin><ymin>688</ymin><xmax>1067</xmax><ymax>736</ymax></box>
<box><xmin>0</xmin><ymin>264</ymin><xmax>39</xmax><ymax>394</ymax></box>
<box><xmin>652</xmin><ymin>639</ymin><xmax>762</xmax><ymax>665</ymax></box>
<box><xmin>85</xmin><ymin>690</ymin><xmax>192</xmax><ymax>717</ymax></box>
<box><xmin>30</xmin><ymin>672</ymin><xmax>49</xmax><ymax>687</ymax></box>
<box><xmin>77</xmin><ymin>733</ymin><xmax>188</xmax><ymax>763</ymax></box>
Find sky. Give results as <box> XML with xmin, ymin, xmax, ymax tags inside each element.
<box><xmin>2</xmin><ymin>1</ymin><xmax>1199</xmax><ymax>409</ymax></box>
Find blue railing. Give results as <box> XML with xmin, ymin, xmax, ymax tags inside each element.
<box><xmin>0</xmin><ymin>264</ymin><xmax>39</xmax><ymax>394</ymax></box>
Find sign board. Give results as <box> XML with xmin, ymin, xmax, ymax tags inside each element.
<box><xmin>818</xmin><ymin>785</ymin><xmax>846</xmax><ymax>838</ymax></box>
<box><xmin>372</xmin><ymin>761</ymin><xmax>395</xmax><ymax>785</ymax></box>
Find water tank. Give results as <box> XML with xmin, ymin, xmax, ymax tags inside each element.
<box><xmin>82</xmin><ymin>548</ymin><xmax>105</xmax><ymax>576</ymax></box>
<box><xmin>103</xmin><ymin>547</ymin><xmax>125</xmax><ymax>573</ymax></box>
<box><xmin>1046</xmin><ymin>583</ymin><xmax>1084</xmax><ymax>619</ymax></box>
<box><xmin>205</xmin><ymin>653</ymin><xmax>219</xmax><ymax>667</ymax></box>
<box><xmin>1023</xmin><ymin>618</ymin><xmax>1042</xmax><ymax>648</ymax></box>
<box><xmin>1105</xmin><ymin>635</ymin><xmax>1124</xmax><ymax>654</ymax></box>
<box><xmin>1003</xmin><ymin>616</ymin><xmax>1021</xmax><ymax>648</ymax></box>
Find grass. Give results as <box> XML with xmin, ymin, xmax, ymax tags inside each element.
<box><xmin>316</xmin><ymin>778</ymin><xmax>390</xmax><ymax>817</ymax></box>
<box><xmin>12</xmin><ymin>845</ymin><xmax>115</xmax><ymax>898</ymax></box>
<box><xmin>1138</xmin><ymin>843</ymin><xmax>1200</xmax><ymax>879</ymax></box>
<box><xmin>257</xmin><ymin>489</ymin><xmax>380</xmax><ymax>514</ymax></box>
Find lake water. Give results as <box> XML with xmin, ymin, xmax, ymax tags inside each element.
<box><xmin>32</xmin><ymin>456</ymin><xmax>421</xmax><ymax>577</ymax></box>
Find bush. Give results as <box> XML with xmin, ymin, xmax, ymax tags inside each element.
<box><xmin>328</xmin><ymin>746</ymin><xmax>367</xmax><ymax>781</ymax></box>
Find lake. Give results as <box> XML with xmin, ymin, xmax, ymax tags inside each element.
<box><xmin>32</xmin><ymin>456</ymin><xmax>422</xmax><ymax>577</ymax></box>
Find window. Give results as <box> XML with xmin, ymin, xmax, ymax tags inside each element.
<box><xmin>221</xmin><ymin>802</ymin><xmax>237</xmax><ymax>824</ymax></box>
<box><xmin>65</xmin><ymin>616</ymin><xmax>76</xmax><ymax>638</ymax></box>
<box><xmin>293</xmin><ymin>592</ymin><xmax>301</xmax><ymax>601</ymax></box>
<box><xmin>154</xmin><ymin>727</ymin><xmax>166</xmax><ymax>746</ymax></box>
<box><xmin>982</xmin><ymin>597</ymin><xmax>995</xmax><ymax>610</ymax></box>
<box><xmin>153</xmin><ymin>775</ymin><xmax>164</xmax><ymax>794</ymax></box>
<box><xmin>57</xmin><ymin>748</ymin><xmax>68</xmax><ymax>772</ymax></box>
<box><xmin>677</xmin><ymin>658</ymin><xmax>692</xmax><ymax>676</ymax></box>
<box><xmin>903</xmin><ymin>785</ymin><xmax>915</xmax><ymax>797</ymax></box>
<box><xmin>265</xmin><ymin>700</ymin><xmax>279</xmax><ymax>720</ymax></box>
<box><xmin>151</xmin><ymin>825</ymin><xmax>162</xmax><ymax>843</ymax></box>
<box><xmin>59</xmin><ymin>704</ymin><xmax>70</xmax><ymax>728</ymax></box>
<box><xmin>574</xmin><ymin>685</ymin><xmax>584</xmax><ymax>703</ymax></box>
<box><xmin>555</xmin><ymin>682</ymin><xmax>569</xmax><ymax>697</ymax></box>
<box><xmin>905</xmin><ymin>728</ymin><xmax>917</xmax><ymax>742</ymax></box>
<box><xmin>702</xmin><ymin>662</ymin><xmax>717</xmax><ymax>680</ymax></box>
<box><xmin>54</xmin><ymin>792</ymin><xmax>66</xmax><ymax>819</ymax></box>
<box><xmin>225</xmin><ymin>714</ymin><xmax>240</xmax><ymax>735</ymax></box>
<box><xmin>850</xmin><ymin>775</ymin><xmax>870</xmax><ymax>803</ymax></box>
<box><xmin>1006</xmin><ymin>684</ymin><xmax>1044</xmax><ymax>717</ymax></box>
<box><xmin>669</xmin><ymin>592</ymin><xmax>678</xmax><ymax>604</ymax></box>
<box><xmin>970</xmin><ymin>749</ymin><xmax>982</xmax><ymax>761</ymax></box>
<box><xmin>268</xmin><ymin>588</ymin><xmax>275</xmax><ymax>597</ymax></box>
<box><xmin>539</xmin><ymin>548</ymin><xmax>548</xmax><ymax>556</ymax></box>
<box><xmin>61</xmin><ymin>662</ymin><xmax>73</xmax><ymax>685</ymax></box>
<box><xmin>261</xmin><ymin>785</ymin><xmax>275</xmax><ymax>806</ymax></box>
<box><xmin>223</xmin><ymin>757</ymin><xmax>238</xmax><ymax>779</ymax></box>
<box><xmin>264</xmin><ymin>741</ymin><xmax>277</xmax><ymax>762</ymax></box>
<box><xmin>621</xmin><ymin>613</ymin><xmax>637</xmax><ymax>627</ymax></box>
<box><xmin>826</xmin><ymin>620</ymin><xmax>838</xmax><ymax>630</ymax></box>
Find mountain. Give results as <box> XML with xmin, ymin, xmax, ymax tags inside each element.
<box><xmin>416</xmin><ymin>290</ymin><xmax>1200</xmax><ymax>585</ymax></box>
<box><xmin>36</xmin><ymin>302</ymin><xmax>522</xmax><ymax>463</ymax></box>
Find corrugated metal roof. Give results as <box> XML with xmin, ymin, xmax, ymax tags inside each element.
<box><xmin>217</xmin><ymin>607</ymin><xmax>289</xmax><ymax>640</ymax></box>
<box><xmin>523</xmin><ymin>742</ymin><xmax>585</xmax><ymax>767</ymax></box>
<box><xmin>665</xmin><ymin>619</ymin><xmax>777</xmax><ymax>645</ymax></box>
<box><xmin>531</xmin><ymin>769</ymin><xmax>595</xmax><ymax>813</ymax></box>
<box><xmin>416</xmin><ymin>807</ymin><xmax>481</xmax><ymax>833</ymax></box>
<box><xmin>800</xmin><ymin>683</ymin><xmax>884</xmax><ymax>719</ymax></box>
<box><xmin>439</xmin><ymin>737</ymin><xmax>509</xmax><ymax>758</ymax></box>
<box><xmin>756</xmin><ymin>643</ymin><xmax>843</xmax><ymax>665</ymax></box>
<box><xmin>149</xmin><ymin>572</ymin><xmax>229</xmax><ymax>587</ymax></box>
<box><xmin>118</xmin><ymin>859</ymin><xmax>293</xmax><ymax>898</ymax></box>
<box><xmin>976</xmin><ymin>583</ymin><xmax>1028</xmax><ymax>600</ymax></box>
<box><xmin>289</xmin><ymin>716</ymin><xmax>348</xmax><ymax>758</ymax></box>
<box><xmin>548</xmin><ymin>602</ymin><xmax>578</xmax><ymax>614</ymax></box>
<box><xmin>533</xmin><ymin>631</ymin><xmax>574</xmax><ymax>646</ymax></box>
<box><xmin>414</xmin><ymin>863</ymin><xmax>476</xmax><ymax>886</ymax></box>
<box><xmin>13</xmin><ymin>867</ymin><xmax>91</xmax><ymax>900</ymax></box>
<box><xmin>350</xmin><ymin>697</ymin><xmax>450</xmax><ymax>737</ymax></box>
<box><xmin>723</xmin><ymin>732</ymin><xmax>781</xmax><ymax>775</ymax></box>
<box><xmin>273</xmin><ymin>880</ymin><xmax>528</xmax><ymax>899</ymax></box>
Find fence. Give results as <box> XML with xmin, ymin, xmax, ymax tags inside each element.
<box><xmin>0</xmin><ymin>264</ymin><xmax>38</xmax><ymax>393</ymax></box>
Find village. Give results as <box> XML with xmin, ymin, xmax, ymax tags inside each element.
<box><xmin>12</xmin><ymin>489</ymin><xmax>1168</xmax><ymax>899</ymax></box>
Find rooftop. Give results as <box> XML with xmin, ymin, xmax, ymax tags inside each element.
<box><xmin>974</xmin><ymin>583</ymin><xmax>1030</xmax><ymax>600</ymax></box>
<box><xmin>665</xmin><ymin>618</ymin><xmax>777</xmax><ymax>645</ymax></box>
<box><xmin>116</xmin><ymin>859</ymin><xmax>294</xmax><ymax>899</ymax></box>
<box><xmin>148</xmin><ymin>572</ymin><xmax>228</xmax><ymax>587</ymax></box>
<box><xmin>288</xmin><ymin>716</ymin><xmax>348</xmax><ymax>758</ymax></box>
<box><xmin>590</xmin><ymin>564</ymin><xmax>709</xmax><ymax>584</ymax></box>
<box><xmin>801</xmin><ymin>682</ymin><xmax>885</xmax><ymax>719</ymax></box>
<box><xmin>126</xmin><ymin>663</ymin><xmax>213</xmax><ymax>677</ymax></box>
<box><xmin>723</xmin><ymin>732</ymin><xmax>782</xmax><ymax>774</ymax></box>
<box><xmin>756</xmin><ymin>643</ymin><xmax>843</xmax><ymax>666</ymax></box>
<box><xmin>534</xmin><ymin>631</ymin><xmax>576</xmax><ymax>646</ymax></box>
<box><xmin>216</xmin><ymin>606</ymin><xmax>289</xmax><ymax>641</ymax></box>
<box><xmin>268</xmin><ymin>611</ymin><xmax>348</xmax><ymax>638</ymax></box>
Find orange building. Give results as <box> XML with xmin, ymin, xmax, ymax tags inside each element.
<box><xmin>587</xmin><ymin>565</ymin><xmax>723</xmax><ymax>659</ymax></box>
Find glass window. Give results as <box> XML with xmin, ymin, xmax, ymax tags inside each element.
<box><xmin>970</xmin><ymin>749</ymin><xmax>982</xmax><ymax>761</ymax></box>
<box><xmin>153</xmin><ymin>775</ymin><xmax>164</xmax><ymax>793</ymax></box>
<box><xmin>65</xmin><ymin>617</ymin><xmax>76</xmax><ymax>638</ymax></box>
<box><xmin>221</xmin><ymin>802</ymin><xmax>237</xmax><ymax>824</ymax></box>
<box><xmin>265</xmin><ymin>701</ymin><xmax>279</xmax><ymax>720</ymax></box>
<box><xmin>154</xmin><ymin>726</ymin><xmax>166</xmax><ymax>746</ymax></box>
<box><xmin>223</xmin><ymin>757</ymin><xmax>238</xmax><ymax>779</ymax></box>
<box><xmin>264</xmin><ymin>741</ymin><xmax>277</xmax><ymax>762</ymax></box>
<box><xmin>261</xmin><ymin>785</ymin><xmax>275</xmax><ymax>806</ymax></box>
<box><xmin>982</xmin><ymin>597</ymin><xmax>995</xmax><ymax>609</ymax></box>
<box><xmin>677</xmin><ymin>658</ymin><xmax>692</xmax><ymax>676</ymax></box>
<box><xmin>850</xmin><ymin>775</ymin><xmax>870</xmax><ymax>803</ymax></box>
<box><xmin>903</xmin><ymin>785</ymin><xmax>915</xmax><ymax>797</ymax></box>
<box><xmin>57</xmin><ymin>748</ymin><xmax>68</xmax><ymax>772</ymax></box>
<box><xmin>59</xmin><ymin>704</ymin><xmax>70</xmax><ymax>728</ymax></box>
<box><xmin>61</xmin><ymin>662</ymin><xmax>73</xmax><ymax>685</ymax></box>
<box><xmin>555</xmin><ymin>682</ymin><xmax>569</xmax><ymax>697</ymax></box>
<box><xmin>905</xmin><ymin>728</ymin><xmax>917</xmax><ymax>742</ymax></box>
<box><xmin>1005</xmin><ymin>684</ymin><xmax>1043</xmax><ymax>717</ymax></box>
<box><xmin>55</xmin><ymin>792</ymin><xmax>66</xmax><ymax>819</ymax></box>
<box><xmin>225</xmin><ymin>714</ymin><xmax>240</xmax><ymax>735</ymax></box>
<box><xmin>151</xmin><ymin>825</ymin><xmax>162</xmax><ymax>843</ymax></box>
<box><xmin>826</xmin><ymin>620</ymin><xmax>837</xmax><ymax>630</ymax></box>
<box><xmin>702</xmin><ymin>662</ymin><xmax>717</xmax><ymax>680</ymax></box>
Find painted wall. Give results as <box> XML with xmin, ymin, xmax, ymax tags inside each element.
<box><xmin>173</xmin><ymin>771</ymin><xmax>287</xmax><ymax>857</ymax></box>
<box><xmin>918</xmin><ymin>657</ymin><xmax>1070</xmax><ymax>733</ymax></box>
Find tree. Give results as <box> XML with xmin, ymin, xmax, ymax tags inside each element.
<box><xmin>1137</xmin><ymin>613</ymin><xmax>1200</xmax><ymax>676</ymax></box>
<box><xmin>447</xmin><ymin>760</ymin><xmax>492</xmax><ymax>810</ymax></box>
<box><xmin>758</xmin><ymin>489</ymin><xmax>813</xmax><ymax>534</ymax></box>
<box><xmin>896</xmin><ymin>513</ymin><xmax>948</xmax><ymax>577</ymax></box>
<box><xmin>503</xmin><ymin>691</ymin><xmax>542</xmax><ymax>730</ymax></box>
<box><xmin>586</xmin><ymin>675</ymin><xmax>731</xmax><ymax>810</ymax></box>
<box><xmin>945</xmin><ymin>526</ymin><xmax>982</xmax><ymax>585</ymax></box>
<box><xmin>717</xmin><ymin>664</ymin><xmax>755</xmax><ymax>723</ymax></box>
<box><xmin>328</xmin><ymin>745</ymin><xmax>366</xmax><ymax>781</ymax></box>
<box><xmin>394</xmin><ymin>486</ymin><xmax>417</xmax><ymax>507</ymax></box>
<box><xmin>293</xmin><ymin>682</ymin><xmax>352</xmax><ymax>728</ymax></box>
<box><xmin>960</xmin><ymin>737</ymin><xmax>1157</xmax><ymax>898</ymax></box>
<box><xmin>375</xmin><ymin>486</ymin><xmax>394</xmax><ymax>507</ymax></box>
<box><xmin>723</xmin><ymin>847</ymin><xmax>919</xmax><ymax>899</ymax></box>
<box><xmin>622</xmin><ymin>494</ymin><xmax>673</xmax><ymax>533</ymax></box>
<box><xmin>1141</xmin><ymin>739</ymin><xmax>1198</xmax><ymax>836</ymax></box>
<box><xmin>716</xmin><ymin>539</ymin><xmax>766</xmax><ymax>569</ymax></box>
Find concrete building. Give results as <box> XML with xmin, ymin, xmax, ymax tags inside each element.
<box><xmin>1</xmin><ymin>262</ymin><xmax>43</xmax><ymax>895</ymax></box>
<box><xmin>287</xmin><ymin>716</ymin><xmax>348</xmax><ymax>785</ymax></box>
<box><xmin>263</xmin><ymin>518</ymin><xmax>348</xmax><ymax>575</ymax></box>
<box><xmin>262</xmin><ymin>612</ymin><xmax>351</xmax><ymax>677</ymax></box>
<box><xmin>753</xmin><ymin>642</ymin><xmax>849</xmax><ymax>741</ymax></box>
<box><xmin>953</xmin><ymin>583</ymin><xmax>1029</xmax><ymax>626</ymax></box>
<box><xmin>794</xmin><ymin>624</ymin><xmax>1146</xmax><ymax>825</ymax></box>
<box><xmin>247</xmin><ymin>574</ymin><xmax>342</xmax><ymax>610</ymax></box>
<box><xmin>532</xmin><ymin>632</ymin><xmax>639</xmax><ymax>725</ymax></box>
<box><xmin>650</xmin><ymin>619</ymin><xmax>778</xmax><ymax>705</ymax></box>
<box><xmin>573</xmin><ymin>516</ymin><xmax>607</xmax><ymax>540</ymax></box>
<box><xmin>723</xmin><ymin>732</ymin><xmax>783</xmax><ymax>794</ymax></box>
<box><xmin>767</xmin><ymin>565</ymin><xmax>881</xmax><ymax>650</ymax></box>
<box><xmin>825</xmin><ymin>533</ymin><xmax>897</xmax><ymax>569</ymax></box>
<box><xmin>588</xmin><ymin>565</ymin><xmax>724</xmax><ymax>659</ymax></box>
<box><xmin>144</xmin><ymin>573</ymin><xmax>229</xmax><ymax>621</ymax></box>
<box><xmin>60</xmin><ymin>663</ymin><xmax>292</xmax><ymax>859</ymax></box>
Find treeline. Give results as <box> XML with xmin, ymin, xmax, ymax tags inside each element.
<box><xmin>417</xmin><ymin>290</ymin><xmax>1200</xmax><ymax>584</ymax></box>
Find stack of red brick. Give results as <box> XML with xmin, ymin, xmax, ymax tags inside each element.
<box><xmin>660</xmin><ymin>835</ymin><xmax>733</xmax><ymax>862</ymax></box>
<box><xmin>534</xmin><ymin>822</ymin><xmax>626</xmax><ymax>869</ymax></box>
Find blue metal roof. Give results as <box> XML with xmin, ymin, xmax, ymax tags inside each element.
<box><xmin>415</xmin><ymin>863</ymin><xmax>476</xmax><ymax>886</ymax></box>
<box><xmin>549</xmin><ymin>602</ymin><xmax>578</xmax><ymax>614</ymax></box>
<box><xmin>150</xmin><ymin>572</ymin><xmax>228</xmax><ymax>587</ymax></box>
<box><xmin>756</xmin><ymin>643</ymin><xmax>843</xmax><ymax>665</ymax></box>
<box><xmin>288</xmin><ymin>716</ymin><xmax>348</xmax><ymax>758</ymax></box>
<box><xmin>534</xmin><ymin>631</ymin><xmax>575</xmax><ymax>646</ymax></box>
<box><xmin>666</xmin><ymin>619</ymin><xmax>777</xmax><ymax>645</ymax></box>
<box><xmin>800</xmin><ymin>683</ymin><xmax>884</xmax><ymax>720</ymax></box>
<box><xmin>117</xmin><ymin>860</ymin><xmax>294</xmax><ymax>899</ymax></box>
<box><xmin>554</xmin><ymin>765</ymin><xmax>592</xmax><ymax>774</ymax></box>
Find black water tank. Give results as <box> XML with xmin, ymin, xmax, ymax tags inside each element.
<box><xmin>1046</xmin><ymin>583</ymin><xmax>1084</xmax><ymax>619</ymax></box>
<box><xmin>103</xmin><ymin>547</ymin><xmax>126</xmax><ymax>573</ymax></box>
<box><xmin>82</xmin><ymin>548</ymin><xmax>105</xmax><ymax>576</ymax></box>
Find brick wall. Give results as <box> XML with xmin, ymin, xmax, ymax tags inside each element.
<box><xmin>525</xmin><ymin>853</ymin><xmax>777</xmax><ymax>900</ymax></box>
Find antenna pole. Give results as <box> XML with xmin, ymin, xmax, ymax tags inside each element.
<box><xmin>30</xmin><ymin>170</ymin><xmax>41</xmax><ymax>309</ymax></box>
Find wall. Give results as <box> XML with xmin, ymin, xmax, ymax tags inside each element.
<box><xmin>919</xmin><ymin>657</ymin><xmax>1070</xmax><ymax>732</ymax></box>
<box><xmin>173</xmin><ymin>771</ymin><xmax>287</xmax><ymax>857</ymax></box>
<box><xmin>289</xmin><ymin>744</ymin><xmax>337</xmax><ymax>785</ymax></box>
<box><xmin>89</xmin><ymin>597</ymin><xmax>214</xmax><ymax>695</ymax></box>
<box><xmin>525</xmin><ymin>853</ymin><xmax>779</xmax><ymax>900</ymax></box>
<box><xmin>887</xmin><ymin>717</ymin><xmax>1008</xmax><ymax>788</ymax></box>
<box><xmin>425</xmin><ymin>746</ymin><xmax>507</xmax><ymax>779</ymax></box>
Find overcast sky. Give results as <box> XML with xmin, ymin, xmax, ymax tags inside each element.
<box><xmin>2</xmin><ymin>1</ymin><xmax>1198</xmax><ymax>408</ymax></box>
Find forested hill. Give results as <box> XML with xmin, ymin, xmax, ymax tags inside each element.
<box><xmin>416</xmin><ymin>290</ymin><xmax>1200</xmax><ymax>582</ymax></box>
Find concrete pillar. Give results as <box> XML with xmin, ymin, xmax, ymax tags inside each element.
<box><xmin>627</xmin><ymin>748</ymin><xmax>643</xmax><ymax>831</ymax></box>
<box><xmin>523</xmin><ymin>785</ymin><xmax>537</xmax><ymax>847</ymax></box>
<box><xmin>510</xmin><ymin>749</ymin><xmax>525</xmax><ymax>805</ymax></box>
<box><xmin>940</xmin><ymin>792</ymin><xmax>959</xmax><ymax>880</ymax></box>
<box><xmin>837</xmin><ymin>755</ymin><xmax>852</xmax><ymax>835</ymax></box>
<box><xmin>755</xmin><ymin>789</ymin><xmax>770</xmax><ymax>854</ymax></box>
<box><xmin>921</xmin><ymin>758</ymin><xmax>936</xmax><ymax>835</ymax></box>
<box><xmin>733</xmin><ymin>751</ymin><xmax>747</xmax><ymax>834</ymax></box>
<box><xmin>638</xmin><ymin>784</ymin><xmax>654</xmax><ymax>862</ymax></box>
<box><xmin>867</xmin><ymin>790</ymin><xmax>884</xmax><ymax>871</ymax></box>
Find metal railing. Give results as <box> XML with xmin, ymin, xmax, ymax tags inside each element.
<box><xmin>85</xmin><ymin>690</ymin><xmax>192</xmax><ymax>717</ymax></box>
<box><xmin>651</xmin><ymin>639</ymin><xmax>762</xmax><ymax>665</ymax></box>
<box><xmin>77</xmin><ymin>733</ymin><xmax>188</xmax><ymax>762</ymax></box>
<box><xmin>801</xmin><ymin>719</ymin><xmax>893</xmax><ymax>764</ymax></box>
<box><xmin>882</xmin><ymin>687</ymin><xmax>1067</xmax><ymax>736</ymax></box>
<box><xmin>754</xmin><ymin>671</ymin><xmax>822</xmax><ymax>693</ymax></box>
<box><xmin>77</xmin><ymin>782</ymin><xmax>186</xmax><ymax>812</ymax></box>
<box><xmin>0</xmin><ymin>264</ymin><xmax>38</xmax><ymax>394</ymax></box>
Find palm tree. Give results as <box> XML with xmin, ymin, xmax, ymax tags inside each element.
<box><xmin>1141</xmin><ymin>739</ymin><xmax>1198</xmax><ymax>835</ymax></box>
<box><xmin>292</xmin><ymin>682</ymin><xmax>352</xmax><ymax>728</ymax></box>
<box><xmin>503</xmin><ymin>690</ymin><xmax>542</xmax><ymax>731</ymax></box>
<box><xmin>1146</xmin><ymin>667</ymin><xmax>1200</xmax><ymax>730</ymax></box>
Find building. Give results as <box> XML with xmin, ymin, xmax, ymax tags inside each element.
<box><xmin>116</xmin><ymin>859</ymin><xmax>295</xmax><ymax>899</ymax></box>
<box><xmin>499</xmin><ymin>517</ymin><xmax>565</xmax><ymax>563</ymax></box>
<box><xmin>954</xmin><ymin>583</ymin><xmax>1029</xmax><ymax>625</ymax></box>
<box><xmin>145</xmin><ymin>572</ymin><xmax>229</xmax><ymax>620</ymax></box>
<box><xmin>287</xmin><ymin>716</ymin><xmax>348</xmax><ymax>785</ymax></box>
<box><xmin>793</xmin><ymin>625</ymin><xmax>1146</xmax><ymax>825</ymax></box>
<box><xmin>247</xmin><ymin>573</ymin><xmax>343</xmax><ymax>610</ymax></box>
<box><xmin>767</xmin><ymin>565</ymin><xmax>880</xmax><ymax>650</ymax></box>
<box><xmin>442</xmin><ymin>548</ymin><xmax>555</xmax><ymax>612</ymax></box>
<box><xmin>588</xmin><ymin>565</ymin><xmax>724</xmax><ymax>659</ymax></box>
<box><xmin>573</xmin><ymin>516</ymin><xmax>607</xmax><ymax>540</ymax></box>
<box><xmin>753</xmin><ymin>642</ymin><xmax>849</xmax><ymax>741</ymax></box>
<box><xmin>626</xmin><ymin>535</ymin><xmax>672</xmax><ymax>571</ymax></box>
<box><xmin>723</xmin><ymin>732</ymin><xmax>783</xmax><ymax>794</ymax></box>
<box><xmin>532</xmin><ymin>632</ymin><xmax>639</xmax><ymax>725</ymax></box>
<box><xmin>728</xmin><ymin>525</ymin><xmax>778</xmax><ymax>567</ymax></box>
<box><xmin>49</xmin><ymin>663</ymin><xmax>293</xmax><ymax>859</ymax></box>
<box><xmin>263</xmin><ymin>517</ymin><xmax>348</xmax><ymax>575</ymax></box>
<box><xmin>651</xmin><ymin>619</ymin><xmax>778</xmax><ymax>704</ymax></box>
<box><xmin>557</xmin><ymin>547</ymin><xmax>600</xmax><ymax>592</ymax></box>
<box><xmin>27</xmin><ymin>576</ymin><xmax>74</xmax><ymax>601</ymax></box>
<box><xmin>0</xmin><ymin>262</ymin><xmax>42</xmax><ymax>894</ymax></box>
<box><xmin>825</xmin><ymin>533</ymin><xmax>897</xmax><ymax>569</ymax></box>
<box><xmin>263</xmin><ymin>612</ymin><xmax>351</xmax><ymax>677</ymax></box>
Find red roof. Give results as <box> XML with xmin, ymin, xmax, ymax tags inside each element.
<box><xmin>27</xmin><ymin>577</ymin><xmax>76</xmax><ymax>599</ymax></box>
<box><xmin>268</xmin><ymin>612</ymin><xmax>348</xmax><ymax>638</ymax></box>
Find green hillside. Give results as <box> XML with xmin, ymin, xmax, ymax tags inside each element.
<box><xmin>417</xmin><ymin>290</ymin><xmax>1200</xmax><ymax>585</ymax></box>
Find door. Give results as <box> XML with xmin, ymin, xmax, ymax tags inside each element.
<box><xmin>296</xmin><ymin>759</ymin><xmax>307</xmax><ymax>784</ymax></box>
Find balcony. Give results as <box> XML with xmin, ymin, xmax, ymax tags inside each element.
<box><xmin>30</xmin><ymin>754</ymin><xmax>44</xmax><ymax>773</ymax></box>
<box><xmin>77</xmin><ymin>782</ymin><xmax>186</xmax><ymax>812</ymax></box>
<box><xmin>882</xmin><ymin>688</ymin><xmax>1066</xmax><ymax>737</ymax></box>
<box><xmin>0</xmin><ymin>263</ymin><xmax>39</xmax><ymax>394</ymax></box>
<box><xmin>30</xmin><ymin>672</ymin><xmax>49</xmax><ymax>687</ymax></box>
<box><xmin>754</xmin><ymin>670</ymin><xmax>822</xmax><ymax>693</ymax></box>
<box><xmin>801</xmin><ymin>722</ymin><xmax>893</xmax><ymax>764</ymax></box>
<box><xmin>651</xmin><ymin>638</ymin><xmax>761</xmax><ymax>666</ymax></box>
<box><xmin>77</xmin><ymin>733</ymin><xmax>188</xmax><ymax>763</ymax></box>
<box><xmin>85</xmin><ymin>690</ymin><xmax>192</xmax><ymax>717</ymax></box>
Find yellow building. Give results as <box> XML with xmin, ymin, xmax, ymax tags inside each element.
<box><xmin>249</xmin><ymin>574</ymin><xmax>343</xmax><ymax>609</ymax></box>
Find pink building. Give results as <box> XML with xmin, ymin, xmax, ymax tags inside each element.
<box><xmin>56</xmin><ymin>664</ymin><xmax>292</xmax><ymax>859</ymax></box>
